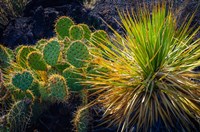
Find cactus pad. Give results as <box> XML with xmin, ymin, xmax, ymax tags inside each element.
<box><xmin>48</xmin><ymin>74</ymin><xmax>69</xmax><ymax>102</ymax></box>
<box><xmin>15</xmin><ymin>45</ymin><xmax>23</xmax><ymax>54</ymax></box>
<box><xmin>69</xmin><ymin>25</ymin><xmax>84</xmax><ymax>40</ymax></box>
<box><xmin>35</xmin><ymin>39</ymin><xmax>48</xmax><ymax>50</ymax></box>
<box><xmin>75</xmin><ymin>107</ymin><xmax>89</xmax><ymax>132</ymax></box>
<box><xmin>66</xmin><ymin>41</ymin><xmax>90</xmax><ymax>68</ymax></box>
<box><xmin>7</xmin><ymin>100</ymin><xmax>32</xmax><ymax>132</ymax></box>
<box><xmin>38</xmin><ymin>83</ymin><xmax>49</xmax><ymax>101</ymax></box>
<box><xmin>27</xmin><ymin>51</ymin><xmax>47</xmax><ymax>71</ymax></box>
<box><xmin>29</xmin><ymin>81</ymin><xmax>41</xmax><ymax>98</ymax></box>
<box><xmin>0</xmin><ymin>45</ymin><xmax>10</xmax><ymax>68</ymax></box>
<box><xmin>12</xmin><ymin>71</ymin><xmax>34</xmax><ymax>91</ymax></box>
<box><xmin>43</xmin><ymin>40</ymin><xmax>60</xmax><ymax>66</ymax></box>
<box><xmin>63</xmin><ymin>37</ymin><xmax>71</xmax><ymax>49</ymax></box>
<box><xmin>55</xmin><ymin>16</ymin><xmax>74</xmax><ymax>39</ymax></box>
<box><xmin>16</xmin><ymin>46</ymin><xmax>36</xmax><ymax>68</ymax></box>
<box><xmin>90</xmin><ymin>30</ymin><xmax>109</xmax><ymax>47</ymax></box>
<box><xmin>5</xmin><ymin>47</ymin><xmax>14</xmax><ymax>61</ymax></box>
<box><xmin>79</xmin><ymin>24</ymin><xmax>91</xmax><ymax>40</ymax></box>
<box><xmin>55</xmin><ymin>62</ymin><xmax>70</xmax><ymax>73</ymax></box>
<box><xmin>63</xmin><ymin>68</ymin><xmax>84</xmax><ymax>91</ymax></box>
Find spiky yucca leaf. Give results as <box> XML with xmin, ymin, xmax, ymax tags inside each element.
<box><xmin>84</xmin><ymin>4</ymin><xmax>200</xmax><ymax>131</ymax></box>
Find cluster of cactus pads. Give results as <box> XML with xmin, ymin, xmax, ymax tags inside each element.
<box><xmin>0</xmin><ymin>16</ymin><xmax>108</xmax><ymax>131</ymax></box>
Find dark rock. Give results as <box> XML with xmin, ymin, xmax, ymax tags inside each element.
<box><xmin>32</xmin><ymin>6</ymin><xmax>45</xmax><ymax>39</ymax></box>
<box><xmin>2</xmin><ymin>17</ymin><xmax>34</xmax><ymax>48</ymax></box>
<box><xmin>177</xmin><ymin>1</ymin><xmax>200</xmax><ymax>40</ymax></box>
<box><xmin>44</xmin><ymin>7</ymin><xmax>60</xmax><ymax>36</ymax></box>
<box><xmin>1</xmin><ymin>6</ymin><xmax>62</xmax><ymax>49</ymax></box>
<box><xmin>0</xmin><ymin>1</ymin><xmax>106</xmax><ymax>49</ymax></box>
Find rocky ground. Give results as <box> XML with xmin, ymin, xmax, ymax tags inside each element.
<box><xmin>0</xmin><ymin>0</ymin><xmax>200</xmax><ymax>131</ymax></box>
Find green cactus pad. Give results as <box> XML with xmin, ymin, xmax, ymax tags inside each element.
<box><xmin>55</xmin><ymin>16</ymin><xmax>74</xmax><ymax>39</ymax></box>
<box><xmin>66</xmin><ymin>41</ymin><xmax>90</xmax><ymax>68</ymax></box>
<box><xmin>15</xmin><ymin>45</ymin><xmax>23</xmax><ymax>54</ymax></box>
<box><xmin>16</xmin><ymin>46</ymin><xmax>36</xmax><ymax>68</ymax></box>
<box><xmin>5</xmin><ymin>47</ymin><xmax>14</xmax><ymax>61</ymax></box>
<box><xmin>29</xmin><ymin>81</ymin><xmax>41</xmax><ymax>98</ymax></box>
<box><xmin>12</xmin><ymin>71</ymin><xmax>34</xmax><ymax>91</ymax></box>
<box><xmin>43</xmin><ymin>40</ymin><xmax>61</xmax><ymax>66</ymax></box>
<box><xmin>38</xmin><ymin>83</ymin><xmax>49</xmax><ymax>101</ymax></box>
<box><xmin>79</xmin><ymin>24</ymin><xmax>91</xmax><ymax>40</ymax></box>
<box><xmin>48</xmin><ymin>74</ymin><xmax>69</xmax><ymax>102</ymax></box>
<box><xmin>7</xmin><ymin>100</ymin><xmax>32</xmax><ymax>132</ymax></box>
<box><xmin>63</xmin><ymin>37</ymin><xmax>71</xmax><ymax>49</ymax></box>
<box><xmin>76</xmin><ymin>107</ymin><xmax>89</xmax><ymax>132</ymax></box>
<box><xmin>69</xmin><ymin>25</ymin><xmax>84</xmax><ymax>40</ymax></box>
<box><xmin>90</xmin><ymin>30</ymin><xmax>109</xmax><ymax>47</ymax></box>
<box><xmin>35</xmin><ymin>39</ymin><xmax>48</xmax><ymax>50</ymax></box>
<box><xmin>63</xmin><ymin>68</ymin><xmax>84</xmax><ymax>91</ymax></box>
<box><xmin>0</xmin><ymin>45</ymin><xmax>10</xmax><ymax>68</ymax></box>
<box><xmin>55</xmin><ymin>62</ymin><xmax>70</xmax><ymax>73</ymax></box>
<box><xmin>27</xmin><ymin>51</ymin><xmax>47</xmax><ymax>71</ymax></box>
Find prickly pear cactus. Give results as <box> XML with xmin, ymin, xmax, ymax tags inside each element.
<box><xmin>79</xmin><ymin>24</ymin><xmax>91</xmax><ymax>41</ymax></box>
<box><xmin>27</xmin><ymin>51</ymin><xmax>47</xmax><ymax>71</ymax></box>
<box><xmin>35</xmin><ymin>39</ymin><xmax>48</xmax><ymax>50</ymax></box>
<box><xmin>29</xmin><ymin>81</ymin><xmax>41</xmax><ymax>98</ymax></box>
<box><xmin>66</xmin><ymin>41</ymin><xmax>90</xmax><ymax>68</ymax></box>
<box><xmin>74</xmin><ymin>90</ymin><xmax>89</xmax><ymax>132</ymax></box>
<box><xmin>90</xmin><ymin>30</ymin><xmax>109</xmax><ymax>47</ymax></box>
<box><xmin>7</xmin><ymin>100</ymin><xmax>32</xmax><ymax>132</ymax></box>
<box><xmin>63</xmin><ymin>68</ymin><xmax>84</xmax><ymax>91</ymax></box>
<box><xmin>63</xmin><ymin>37</ymin><xmax>71</xmax><ymax>49</ymax></box>
<box><xmin>38</xmin><ymin>82</ymin><xmax>49</xmax><ymax>101</ymax></box>
<box><xmin>0</xmin><ymin>15</ymin><xmax>103</xmax><ymax>132</ymax></box>
<box><xmin>5</xmin><ymin>47</ymin><xmax>14</xmax><ymax>61</ymax></box>
<box><xmin>0</xmin><ymin>45</ymin><xmax>10</xmax><ymax>68</ymax></box>
<box><xmin>16</xmin><ymin>46</ymin><xmax>36</xmax><ymax>68</ymax></box>
<box><xmin>15</xmin><ymin>45</ymin><xmax>23</xmax><ymax>53</ymax></box>
<box><xmin>48</xmin><ymin>74</ymin><xmax>69</xmax><ymax>102</ymax></box>
<box><xmin>12</xmin><ymin>71</ymin><xmax>34</xmax><ymax>91</ymax></box>
<box><xmin>74</xmin><ymin>106</ymin><xmax>89</xmax><ymax>132</ymax></box>
<box><xmin>43</xmin><ymin>40</ymin><xmax>61</xmax><ymax>66</ymax></box>
<box><xmin>69</xmin><ymin>25</ymin><xmax>84</xmax><ymax>40</ymax></box>
<box><xmin>55</xmin><ymin>62</ymin><xmax>70</xmax><ymax>73</ymax></box>
<box><xmin>55</xmin><ymin>16</ymin><xmax>74</xmax><ymax>39</ymax></box>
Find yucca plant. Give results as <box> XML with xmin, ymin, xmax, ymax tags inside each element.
<box><xmin>83</xmin><ymin>3</ymin><xmax>200</xmax><ymax>131</ymax></box>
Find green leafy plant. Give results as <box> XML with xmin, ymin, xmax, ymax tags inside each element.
<box><xmin>83</xmin><ymin>4</ymin><xmax>200</xmax><ymax>131</ymax></box>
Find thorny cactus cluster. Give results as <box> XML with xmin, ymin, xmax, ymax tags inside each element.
<box><xmin>0</xmin><ymin>16</ymin><xmax>108</xmax><ymax>131</ymax></box>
